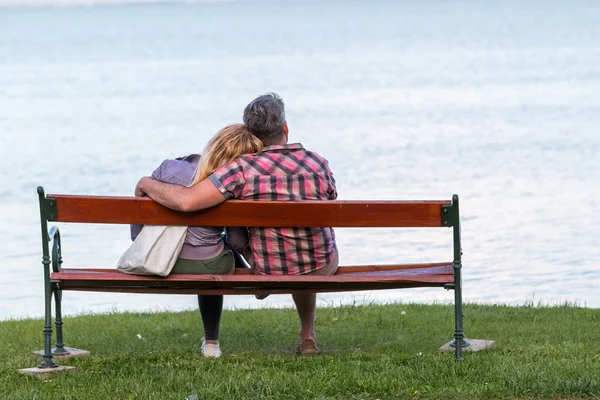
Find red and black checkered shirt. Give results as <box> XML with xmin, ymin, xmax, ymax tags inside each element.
<box><xmin>209</xmin><ymin>143</ymin><xmax>337</xmax><ymax>275</ymax></box>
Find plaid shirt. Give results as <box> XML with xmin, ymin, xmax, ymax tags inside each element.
<box><xmin>209</xmin><ymin>143</ymin><xmax>337</xmax><ymax>275</ymax></box>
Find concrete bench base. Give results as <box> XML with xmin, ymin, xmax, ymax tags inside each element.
<box><xmin>18</xmin><ymin>365</ymin><xmax>76</xmax><ymax>378</ymax></box>
<box><xmin>33</xmin><ymin>347</ymin><xmax>90</xmax><ymax>360</ymax></box>
<box><xmin>439</xmin><ymin>338</ymin><xmax>496</xmax><ymax>353</ymax></box>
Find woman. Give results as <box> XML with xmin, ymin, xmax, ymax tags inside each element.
<box><xmin>131</xmin><ymin>123</ymin><xmax>262</xmax><ymax>358</ymax></box>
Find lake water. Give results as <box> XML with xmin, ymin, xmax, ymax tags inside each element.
<box><xmin>1</xmin><ymin>0</ymin><xmax>599</xmax><ymax>321</ymax></box>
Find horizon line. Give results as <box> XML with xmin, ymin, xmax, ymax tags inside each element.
<box><xmin>0</xmin><ymin>0</ymin><xmax>243</xmax><ymax>8</ymax></box>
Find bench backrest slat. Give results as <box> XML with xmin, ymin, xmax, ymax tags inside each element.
<box><xmin>46</xmin><ymin>195</ymin><xmax>451</xmax><ymax>228</ymax></box>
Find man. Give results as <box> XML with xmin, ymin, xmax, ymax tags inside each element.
<box><xmin>135</xmin><ymin>93</ymin><xmax>338</xmax><ymax>355</ymax></box>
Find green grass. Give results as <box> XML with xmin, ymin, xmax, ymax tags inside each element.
<box><xmin>1</xmin><ymin>302</ymin><xmax>599</xmax><ymax>399</ymax></box>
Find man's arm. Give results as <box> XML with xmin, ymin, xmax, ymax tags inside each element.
<box><xmin>135</xmin><ymin>176</ymin><xmax>226</xmax><ymax>212</ymax></box>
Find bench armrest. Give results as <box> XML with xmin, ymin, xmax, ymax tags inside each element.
<box><xmin>48</xmin><ymin>226</ymin><xmax>62</xmax><ymax>272</ymax></box>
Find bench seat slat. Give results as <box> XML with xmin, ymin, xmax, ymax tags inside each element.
<box><xmin>50</xmin><ymin>264</ymin><xmax>454</xmax><ymax>294</ymax></box>
<box><xmin>52</xmin><ymin>270</ymin><xmax>452</xmax><ymax>284</ymax></box>
<box><xmin>51</xmin><ymin>263</ymin><xmax>453</xmax><ymax>282</ymax></box>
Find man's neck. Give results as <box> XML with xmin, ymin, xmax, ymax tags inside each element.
<box><xmin>264</xmin><ymin>138</ymin><xmax>288</xmax><ymax>147</ymax></box>
<box><xmin>269</xmin><ymin>140</ymin><xmax>287</xmax><ymax>146</ymax></box>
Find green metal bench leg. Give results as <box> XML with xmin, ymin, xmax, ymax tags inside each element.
<box><xmin>38</xmin><ymin>262</ymin><xmax>58</xmax><ymax>368</ymax></box>
<box><xmin>449</xmin><ymin>194</ymin><xmax>465</xmax><ymax>361</ymax></box>
<box><xmin>37</xmin><ymin>187</ymin><xmax>58</xmax><ymax>368</ymax></box>
<box><xmin>53</xmin><ymin>289</ymin><xmax>70</xmax><ymax>356</ymax></box>
<box><xmin>453</xmin><ymin>262</ymin><xmax>465</xmax><ymax>361</ymax></box>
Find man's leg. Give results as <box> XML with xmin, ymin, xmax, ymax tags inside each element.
<box><xmin>292</xmin><ymin>250</ymin><xmax>339</xmax><ymax>355</ymax></box>
<box><xmin>292</xmin><ymin>293</ymin><xmax>317</xmax><ymax>342</ymax></box>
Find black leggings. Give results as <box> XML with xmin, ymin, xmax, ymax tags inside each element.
<box><xmin>197</xmin><ymin>250</ymin><xmax>250</xmax><ymax>340</ymax></box>
<box><xmin>197</xmin><ymin>295</ymin><xmax>223</xmax><ymax>341</ymax></box>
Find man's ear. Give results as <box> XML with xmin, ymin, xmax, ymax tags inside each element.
<box><xmin>283</xmin><ymin>121</ymin><xmax>289</xmax><ymax>140</ymax></box>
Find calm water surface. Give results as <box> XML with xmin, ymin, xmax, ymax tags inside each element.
<box><xmin>0</xmin><ymin>0</ymin><xmax>599</xmax><ymax>320</ymax></box>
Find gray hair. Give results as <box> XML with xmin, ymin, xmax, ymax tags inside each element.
<box><xmin>243</xmin><ymin>93</ymin><xmax>286</xmax><ymax>145</ymax></box>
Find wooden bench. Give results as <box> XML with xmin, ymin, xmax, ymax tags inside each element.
<box><xmin>32</xmin><ymin>186</ymin><xmax>468</xmax><ymax>371</ymax></box>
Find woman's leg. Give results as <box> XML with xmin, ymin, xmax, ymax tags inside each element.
<box><xmin>171</xmin><ymin>251</ymin><xmax>234</xmax><ymax>353</ymax></box>
<box><xmin>197</xmin><ymin>295</ymin><xmax>223</xmax><ymax>342</ymax></box>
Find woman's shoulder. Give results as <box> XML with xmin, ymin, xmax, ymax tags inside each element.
<box><xmin>152</xmin><ymin>154</ymin><xmax>201</xmax><ymax>186</ymax></box>
<box><xmin>175</xmin><ymin>154</ymin><xmax>201</xmax><ymax>165</ymax></box>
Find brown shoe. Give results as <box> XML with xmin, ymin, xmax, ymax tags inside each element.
<box><xmin>295</xmin><ymin>339</ymin><xmax>320</xmax><ymax>356</ymax></box>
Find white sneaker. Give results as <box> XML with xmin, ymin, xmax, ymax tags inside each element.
<box><xmin>201</xmin><ymin>338</ymin><xmax>222</xmax><ymax>358</ymax></box>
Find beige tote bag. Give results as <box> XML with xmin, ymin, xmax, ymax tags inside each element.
<box><xmin>117</xmin><ymin>225</ymin><xmax>188</xmax><ymax>277</ymax></box>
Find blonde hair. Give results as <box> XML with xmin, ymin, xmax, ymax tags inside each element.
<box><xmin>190</xmin><ymin>124</ymin><xmax>263</xmax><ymax>186</ymax></box>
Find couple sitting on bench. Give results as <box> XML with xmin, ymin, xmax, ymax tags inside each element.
<box><xmin>133</xmin><ymin>93</ymin><xmax>339</xmax><ymax>358</ymax></box>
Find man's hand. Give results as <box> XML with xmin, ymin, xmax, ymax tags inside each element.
<box><xmin>135</xmin><ymin>176</ymin><xmax>152</xmax><ymax>197</ymax></box>
<box><xmin>133</xmin><ymin>175</ymin><xmax>227</xmax><ymax>212</ymax></box>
